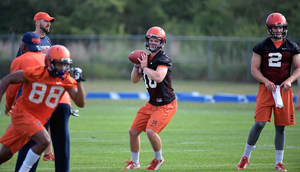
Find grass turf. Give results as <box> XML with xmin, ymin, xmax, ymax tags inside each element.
<box><xmin>0</xmin><ymin>80</ymin><xmax>299</xmax><ymax>171</ymax></box>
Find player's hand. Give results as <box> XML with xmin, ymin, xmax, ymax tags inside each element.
<box><xmin>70</xmin><ymin>108</ymin><xmax>79</xmax><ymax>117</ymax></box>
<box><xmin>138</xmin><ymin>53</ymin><xmax>148</xmax><ymax>69</ymax></box>
<box><xmin>4</xmin><ymin>106</ymin><xmax>12</xmax><ymax>116</ymax></box>
<box><xmin>264</xmin><ymin>81</ymin><xmax>276</xmax><ymax>92</ymax></box>
<box><xmin>280</xmin><ymin>80</ymin><xmax>291</xmax><ymax>92</ymax></box>
<box><xmin>5</xmin><ymin>109</ymin><xmax>12</xmax><ymax>116</ymax></box>
<box><xmin>72</xmin><ymin>67</ymin><xmax>85</xmax><ymax>82</ymax></box>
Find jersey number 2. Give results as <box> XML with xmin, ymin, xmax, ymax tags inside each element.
<box><xmin>29</xmin><ymin>82</ymin><xmax>64</xmax><ymax>108</ymax></box>
<box><xmin>268</xmin><ymin>52</ymin><xmax>282</xmax><ymax>67</ymax></box>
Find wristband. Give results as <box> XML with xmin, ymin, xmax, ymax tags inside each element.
<box><xmin>142</xmin><ymin>66</ymin><xmax>147</xmax><ymax>70</ymax></box>
<box><xmin>134</xmin><ymin>65</ymin><xmax>139</xmax><ymax>69</ymax></box>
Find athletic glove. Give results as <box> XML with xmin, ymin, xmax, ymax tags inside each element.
<box><xmin>72</xmin><ymin>67</ymin><xmax>85</xmax><ymax>82</ymax></box>
<box><xmin>70</xmin><ymin>108</ymin><xmax>80</xmax><ymax>117</ymax></box>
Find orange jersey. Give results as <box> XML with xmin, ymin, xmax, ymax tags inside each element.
<box><xmin>5</xmin><ymin>52</ymin><xmax>46</xmax><ymax>109</ymax></box>
<box><xmin>12</xmin><ymin>66</ymin><xmax>77</xmax><ymax>125</ymax></box>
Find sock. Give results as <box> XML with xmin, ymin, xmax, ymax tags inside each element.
<box><xmin>275</xmin><ymin>150</ymin><xmax>284</xmax><ymax>165</ymax></box>
<box><xmin>18</xmin><ymin>149</ymin><xmax>40</xmax><ymax>172</ymax></box>
<box><xmin>154</xmin><ymin>149</ymin><xmax>162</xmax><ymax>161</ymax></box>
<box><xmin>131</xmin><ymin>151</ymin><xmax>139</xmax><ymax>164</ymax></box>
<box><xmin>243</xmin><ymin>143</ymin><xmax>256</xmax><ymax>159</ymax></box>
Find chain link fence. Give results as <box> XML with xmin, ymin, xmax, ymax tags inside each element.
<box><xmin>1</xmin><ymin>33</ymin><xmax>299</xmax><ymax>82</ymax></box>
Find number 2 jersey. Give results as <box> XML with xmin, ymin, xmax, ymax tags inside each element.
<box><xmin>253</xmin><ymin>37</ymin><xmax>300</xmax><ymax>85</ymax></box>
<box><xmin>142</xmin><ymin>50</ymin><xmax>175</xmax><ymax>106</ymax></box>
<box><xmin>13</xmin><ymin>66</ymin><xmax>77</xmax><ymax>125</ymax></box>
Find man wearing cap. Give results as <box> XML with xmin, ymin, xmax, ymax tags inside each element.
<box><xmin>11</xmin><ymin>12</ymin><xmax>74</xmax><ymax>172</ymax></box>
<box><xmin>16</xmin><ymin>12</ymin><xmax>55</xmax><ymax>57</ymax></box>
<box><xmin>5</xmin><ymin>32</ymin><xmax>45</xmax><ymax>115</ymax></box>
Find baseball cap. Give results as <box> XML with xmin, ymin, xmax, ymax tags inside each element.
<box><xmin>21</xmin><ymin>32</ymin><xmax>41</xmax><ymax>52</ymax></box>
<box><xmin>34</xmin><ymin>12</ymin><xmax>55</xmax><ymax>22</ymax></box>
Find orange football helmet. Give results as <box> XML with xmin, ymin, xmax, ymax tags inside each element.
<box><xmin>145</xmin><ymin>26</ymin><xmax>166</xmax><ymax>52</ymax></box>
<box><xmin>45</xmin><ymin>45</ymin><xmax>72</xmax><ymax>79</ymax></box>
<box><xmin>266</xmin><ymin>12</ymin><xmax>287</xmax><ymax>39</ymax></box>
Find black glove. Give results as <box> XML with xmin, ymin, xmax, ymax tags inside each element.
<box><xmin>72</xmin><ymin>67</ymin><xmax>85</xmax><ymax>82</ymax></box>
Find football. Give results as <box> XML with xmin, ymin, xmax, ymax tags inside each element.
<box><xmin>128</xmin><ymin>50</ymin><xmax>147</xmax><ymax>64</ymax></box>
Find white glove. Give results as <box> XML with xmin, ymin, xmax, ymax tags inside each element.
<box><xmin>70</xmin><ymin>109</ymin><xmax>80</xmax><ymax>117</ymax></box>
<box><xmin>71</xmin><ymin>67</ymin><xmax>85</xmax><ymax>82</ymax></box>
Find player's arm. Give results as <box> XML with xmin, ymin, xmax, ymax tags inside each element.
<box><xmin>251</xmin><ymin>52</ymin><xmax>276</xmax><ymax>92</ymax></box>
<box><xmin>67</xmin><ymin>82</ymin><xmax>86</xmax><ymax>108</ymax></box>
<box><xmin>142</xmin><ymin>66</ymin><xmax>167</xmax><ymax>83</ymax></box>
<box><xmin>280</xmin><ymin>53</ymin><xmax>300</xmax><ymax>92</ymax></box>
<box><xmin>5</xmin><ymin>84</ymin><xmax>22</xmax><ymax>109</ymax></box>
<box><xmin>67</xmin><ymin>67</ymin><xmax>86</xmax><ymax>108</ymax></box>
<box><xmin>131</xmin><ymin>63</ymin><xmax>143</xmax><ymax>83</ymax></box>
<box><xmin>138</xmin><ymin>53</ymin><xmax>167</xmax><ymax>83</ymax></box>
<box><xmin>0</xmin><ymin>70</ymin><xmax>26</xmax><ymax>105</ymax></box>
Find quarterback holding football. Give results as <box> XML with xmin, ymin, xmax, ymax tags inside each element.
<box><xmin>124</xmin><ymin>26</ymin><xmax>177</xmax><ymax>170</ymax></box>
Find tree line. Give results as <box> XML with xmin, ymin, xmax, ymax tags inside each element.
<box><xmin>1</xmin><ymin>0</ymin><xmax>300</xmax><ymax>38</ymax></box>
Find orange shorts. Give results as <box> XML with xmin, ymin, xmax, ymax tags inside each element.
<box><xmin>131</xmin><ymin>99</ymin><xmax>177</xmax><ymax>134</ymax></box>
<box><xmin>0</xmin><ymin>107</ymin><xmax>45</xmax><ymax>154</ymax></box>
<box><xmin>255</xmin><ymin>84</ymin><xmax>295</xmax><ymax>126</ymax></box>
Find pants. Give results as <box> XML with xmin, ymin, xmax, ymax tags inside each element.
<box><xmin>15</xmin><ymin>104</ymin><xmax>71</xmax><ymax>172</ymax></box>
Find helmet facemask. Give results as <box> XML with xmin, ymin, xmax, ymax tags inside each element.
<box><xmin>145</xmin><ymin>36</ymin><xmax>166</xmax><ymax>52</ymax></box>
<box><xmin>267</xmin><ymin>25</ymin><xmax>287</xmax><ymax>39</ymax></box>
<box><xmin>46</xmin><ymin>56</ymin><xmax>72</xmax><ymax>80</ymax></box>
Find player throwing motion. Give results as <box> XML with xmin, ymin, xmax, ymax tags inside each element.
<box><xmin>123</xmin><ymin>26</ymin><xmax>177</xmax><ymax>170</ymax></box>
<box><xmin>0</xmin><ymin>45</ymin><xmax>86</xmax><ymax>172</ymax></box>
<box><xmin>237</xmin><ymin>13</ymin><xmax>300</xmax><ymax>171</ymax></box>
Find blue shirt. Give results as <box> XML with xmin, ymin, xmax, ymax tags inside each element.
<box><xmin>16</xmin><ymin>33</ymin><xmax>51</xmax><ymax>57</ymax></box>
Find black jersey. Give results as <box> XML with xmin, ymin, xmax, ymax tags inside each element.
<box><xmin>142</xmin><ymin>50</ymin><xmax>175</xmax><ymax>106</ymax></box>
<box><xmin>253</xmin><ymin>37</ymin><xmax>300</xmax><ymax>85</ymax></box>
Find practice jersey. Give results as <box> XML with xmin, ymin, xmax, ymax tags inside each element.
<box><xmin>142</xmin><ymin>50</ymin><xmax>175</xmax><ymax>106</ymax></box>
<box><xmin>13</xmin><ymin>66</ymin><xmax>77</xmax><ymax>124</ymax></box>
<box><xmin>16</xmin><ymin>33</ymin><xmax>51</xmax><ymax>57</ymax></box>
<box><xmin>6</xmin><ymin>52</ymin><xmax>46</xmax><ymax>109</ymax></box>
<box><xmin>15</xmin><ymin>32</ymin><xmax>71</xmax><ymax>105</ymax></box>
<box><xmin>253</xmin><ymin>37</ymin><xmax>300</xmax><ymax>85</ymax></box>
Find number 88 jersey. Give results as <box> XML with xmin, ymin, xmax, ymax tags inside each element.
<box><xmin>14</xmin><ymin>65</ymin><xmax>77</xmax><ymax>125</ymax></box>
<box><xmin>142</xmin><ymin>50</ymin><xmax>175</xmax><ymax>106</ymax></box>
<box><xmin>253</xmin><ymin>37</ymin><xmax>300</xmax><ymax>85</ymax></box>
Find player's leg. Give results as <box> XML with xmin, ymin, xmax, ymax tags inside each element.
<box><xmin>42</xmin><ymin>126</ymin><xmax>54</xmax><ymax>161</ymax></box>
<box><xmin>123</xmin><ymin>128</ymin><xmax>142</xmax><ymax>170</ymax></box>
<box><xmin>123</xmin><ymin>104</ymin><xmax>149</xmax><ymax>170</ymax></box>
<box><xmin>238</xmin><ymin>85</ymin><xmax>273</xmax><ymax>170</ymax></box>
<box><xmin>15</xmin><ymin>121</ymin><xmax>50</xmax><ymax>172</ymax></box>
<box><xmin>0</xmin><ymin>145</ymin><xmax>13</xmax><ymax>165</ymax></box>
<box><xmin>247</xmin><ymin>121</ymin><xmax>267</xmax><ymax>145</ymax></box>
<box><xmin>50</xmin><ymin>103</ymin><xmax>71</xmax><ymax>172</ymax></box>
<box><xmin>15</xmin><ymin>140</ymin><xmax>38</xmax><ymax>172</ymax></box>
<box><xmin>274</xmin><ymin>125</ymin><xmax>286</xmax><ymax>171</ymax></box>
<box><xmin>145</xmin><ymin>100</ymin><xmax>177</xmax><ymax>170</ymax></box>
<box><xmin>237</xmin><ymin>121</ymin><xmax>267</xmax><ymax>170</ymax></box>
<box><xmin>19</xmin><ymin>129</ymin><xmax>50</xmax><ymax>172</ymax></box>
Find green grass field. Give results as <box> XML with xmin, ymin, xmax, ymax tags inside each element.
<box><xmin>0</xmin><ymin>80</ymin><xmax>300</xmax><ymax>171</ymax></box>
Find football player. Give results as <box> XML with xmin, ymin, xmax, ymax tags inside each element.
<box><xmin>237</xmin><ymin>13</ymin><xmax>300</xmax><ymax>171</ymax></box>
<box><xmin>0</xmin><ymin>45</ymin><xmax>86</xmax><ymax>172</ymax></box>
<box><xmin>123</xmin><ymin>26</ymin><xmax>177</xmax><ymax>170</ymax></box>
<box><xmin>12</xmin><ymin>12</ymin><xmax>76</xmax><ymax>172</ymax></box>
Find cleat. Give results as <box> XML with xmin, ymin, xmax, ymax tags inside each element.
<box><xmin>275</xmin><ymin>162</ymin><xmax>287</xmax><ymax>171</ymax></box>
<box><xmin>145</xmin><ymin>158</ymin><xmax>164</xmax><ymax>170</ymax></box>
<box><xmin>123</xmin><ymin>159</ymin><xmax>140</xmax><ymax>170</ymax></box>
<box><xmin>43</xmin><ymin>153</ymin><xmax>55</xmax><ymax>161</ymax></box>
<box><xmin>237</xmin><ymin>156</ymin><xmax>249</xmax><ymax>170</ymax></box>
<box><xmin>296</xmin><ymin>106</ymin><xmax>300</xmax><ymax>110</ymax></box>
